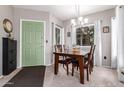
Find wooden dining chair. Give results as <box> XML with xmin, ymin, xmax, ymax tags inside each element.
<box><xmin>63</xmin><ymin>45</ymin><xmax>72</xmax><ymax>61</ymax></box>
<box><xmin>90</xmin><ymin>45</ymin><xmax>96</xmax><ymax>72</ymax></box>
<box><xmin>71</xmin><ymin>45</ymin><xmax>94</xmax><ymax>81</ymax></box>
<box><xmin>84</xmin><ymin>45</ymin><xmax>93</xmax><ymax>61</ymax></box>
<box><xmin>54</xmin><ymin>45</ymin><xmax>71</xmax><ymax>75</ymax></box>
<box><xmin>83</xmin><ymin>45</ymin><xmax>95</xmax><ymax>74</ymax></box>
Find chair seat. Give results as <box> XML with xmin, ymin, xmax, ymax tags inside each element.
<box><xmin>71</xmin><ymin>58</ymin><xmax>88</xmax><ymax>65</ymax></box>
<box><xmin>71</xmin><ymin>58</ymin><xmax>78</xmax><ymax>64</ymax></box>
<box><xmin>59</xmin><ymin>60</ymin><xmax>66</xmax><ymax>64</ymax></box>
<box><xmin>65</xmin><ymin>57</ymin><xmax>72</xmax><ymax>62</ymax></box>
<box><xmin>59</xmin><ymin>56</ymin><xmax>71</xmax><ymax>62</ymax></box>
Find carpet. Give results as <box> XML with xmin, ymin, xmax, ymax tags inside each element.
<box><xmin>43</xmin><ymin>65</ymin><xmax>124</xmax><ymax>87</ymax></box>
<box><xmin>4</xmin><ymin>66</ymin><xmax>46</xmax><ymax>87</ymax></box>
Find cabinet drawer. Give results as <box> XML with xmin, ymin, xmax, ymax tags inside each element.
<box><xmin>8</xmin><ymin>51</ymin><xmax>16</xmax><ymax>61</ymax></box>
<box><xmin>8</xmin><ymin>40</ymin><xmax>17</xmax><ymax>51</ymax></box>
<box><xmin>8</xmin><ymin>60</ymin><xmax>16</xmax><ymax>69</ymax></box>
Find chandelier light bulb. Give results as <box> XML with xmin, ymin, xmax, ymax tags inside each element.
<box><xmin>71</xmin><ymin>19</ymin><xmax>76</xmax><ymax>26</ymax></box>
<box><xmin>84</xmin><ymin>18</ymin><xmax>88</xmax><ymax>23</ymax></box>
<box><xmin>81</xmin><ymin>21</ymin><xmax>84</xmax><ymax>25</ymax></box>
<box><xmin>78</xmin><ymin>17</ymin><xmax>83</xmax><ymax>21</ymax></box>
<box><xmin>71</xmin><ymin>17</ymin><xmax>88</xmax><ymax>26</ymax></box>
<box><xmin>71</xmin><ymin>19</ymin><xmax>75</xmax><ymax>24</ymax></box>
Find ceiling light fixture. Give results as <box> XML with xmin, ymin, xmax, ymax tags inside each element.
<box><xmin>71</xmin><ymin>5</ymin><xmax>88</xmax><ymax>26</ymax></box>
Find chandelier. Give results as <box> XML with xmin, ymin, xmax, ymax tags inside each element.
<box><xmin>71</xmin><ymin>5</ymin><xmax>88</xmax><ymax>26</ymax></box>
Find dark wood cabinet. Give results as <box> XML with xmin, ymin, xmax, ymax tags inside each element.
<box><xmin>2</xmin><ymin>38</ymin><xmax>17</xmax><ymax>75</ymax></box>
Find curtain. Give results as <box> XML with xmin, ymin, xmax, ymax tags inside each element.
<box><xmin>111</xmin><ymin>17</ymin><xmax>117</xmax><ymax>68</ymax></box>
<box><xmin>94</xmin><ymin>20</ymin><xmax>102</xmax><ymax>66</ymax></box>
<box><xmin>116</xmin><ymin>6</ymin><xmax>124</xmax><ymax>81</ymax></box>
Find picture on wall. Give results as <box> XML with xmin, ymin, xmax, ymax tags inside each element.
<box><xmin>67</xmin><ymin>32</ymin><xmax>71</xmax><ymax>37</ymax></box>
<box><xmin>103</xmin><ymin>26</ymin><xmax>109</xmax><ymax>33</ymax></box>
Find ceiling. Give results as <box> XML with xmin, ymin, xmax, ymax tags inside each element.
<box><xmin>13</xmin><ymin>5</ymin><xmax>116</xmax><ymax>21</ymax></box>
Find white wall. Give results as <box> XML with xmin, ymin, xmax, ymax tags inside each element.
<box><xmin>63</xmin><ymin>8</ymin><xmax>115</xmax><ymax>67</ymax></box>
<box><xmin>13</xmin><ymin>8</ymin><xmax>50</xmax><ymax>67</ymax></box>
<box><xmin>50</xmin><ymin>14</ymin><xmax>63</xmax><ymax>27</ymax></box>
<box><xmin>13</xmin><ymin>8</ymin><xmax>64</xmax><ymax>67</ymax></box>
<box><xmin>0</xmin><ymin>5</ymin><xmax>14</xmax><ymax>76</ymax></box>
<box><xmin>63</xmin><ymin>21</ymin><xmax>72</xmax><ymax>49</ymax></box>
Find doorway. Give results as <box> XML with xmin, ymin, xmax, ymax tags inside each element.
<box><xmin>51</xmin><ymin>23</ymin><xmax>64</xmax><ymax>64</ymax></box>
<box><xmin>54</xmin><ymin>25</ymin><xmax>64</xmax><ymax>45</ymax></box>
<box><xmin>20</xmin><ymin>19</ymin><xmax>45</xmax><ymax>67</ymax></box>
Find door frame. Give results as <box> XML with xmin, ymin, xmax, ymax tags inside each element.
<box><xmin>20</xmin><ymin>19</ymin><xmax>46</xmax><ymax>67</ymax></box>
<box><xmin>51</xmin><ymin>24</ymin><xmax>64</xmax><ymax>65</ymax></box>
<box><xmin>54</xmin><ymin>24</ymin><xmax>63</xmax><ymax>45</ymax></box>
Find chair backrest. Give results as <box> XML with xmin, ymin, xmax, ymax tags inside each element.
<box><xmin>89</xmin><ymin>45</ymin><xmax>93</xmax><ymax>54</ymax></box>
<box><xmin>91</xmin><ymin>45</ymin><xmax>96</xmax><ymax>61</ymax></box>
<box><xmin>92</xmin><ymin>45</ymin><xmax>96</xmax><ymax>55</ymax></box>
<box><xmin>54</xmin><ymin>45</ymin><xmax>62</xmax><ymax>52</ymax></box>
<box><xmin>88</xmin><ymin>45</ymin><xmax>95</xmax><ymax>65</ymax></box>
<box><xmin>63</xmin><ymin>45</ymin><xmax>66</xmax><ymax>51</ymax></box>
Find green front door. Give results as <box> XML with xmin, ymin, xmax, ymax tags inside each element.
<box><xmin>22</xmin><ymin>20</ymin><xmax>44</xmax><ymax>67</ymax></box>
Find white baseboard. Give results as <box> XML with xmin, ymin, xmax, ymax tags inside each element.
<box><xmin>102</xmin><ymin>65</ymin><xmax>111</xmax><ymax>68</ymax></box>
<box><xmin>0</xmin><ymin>75</ymin><xmax>3</xmax><ymax>79</ymax></box>
<box><xmin>17</xmin><ymin>66</ymin><xmax>22</xmax><ymax>69</ymax></box>
<box><xmin>46</xmin><ymin>63</ymin><xmax>54</xmax><ymax>66</ymax></box>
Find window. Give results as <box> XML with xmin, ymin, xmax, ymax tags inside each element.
<box><xmin>76</xmin><ymin>25</ymin><xmax>94</xmax><ymax>46</ymax></box>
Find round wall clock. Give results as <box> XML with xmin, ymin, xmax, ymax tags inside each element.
<box><xmin>3</xmin><ymin>18</ymin><xmax>13</xmax><ymax>35</ymax></box>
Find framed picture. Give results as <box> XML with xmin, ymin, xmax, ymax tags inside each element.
<box><xmin>67</xmin><ymin>32</ymin><xmax>71</xmax><ymax>37</ymax></box>
<box><xmin>103</xmin><ymin>26</ymin><xmax>109</xmax><ymax>33</ymax></box>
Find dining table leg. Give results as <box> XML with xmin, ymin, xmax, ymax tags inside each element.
<box><xmin>54</xmin><ymin>54</ymin><xmax>59</xmax><ymax>74</ymax></box>
<box><xmin>78</xmin><ymin>56</ymin><xmax>84</xmax><ymax>84</ymax></box>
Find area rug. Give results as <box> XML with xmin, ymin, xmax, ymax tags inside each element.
<box><xmin>4</xmin><ymin>66</ymin><xmax>46</xmax><ymax>87</ymax></box>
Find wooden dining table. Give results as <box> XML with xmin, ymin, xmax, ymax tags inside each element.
<box><xmin>53</xmin><ymin>49</ymin><xmax>90</xmax><ymax>84</ymax></box>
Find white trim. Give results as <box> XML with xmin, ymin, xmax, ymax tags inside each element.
<box><xmin>75</xmin><ymin>24</ymin><xmax>95</xmax><ymax>29</ymax></box>
<box><xmin>61</xmin><ymin>28</ymin><xmax>65</xmax><ymax>45</ymax></box>
<box><xmin>74</xmin><ymin>23</ymin><xmax>94</xmax><ymax>28</ymax></box>
<box><xmin>51</xmin><ymin>22</ymin><xmax>54</xmax><ymax>65</ymax></box>
<box><xmin>54</xmin><ymin>25</ymin><xmax>63</xmax><ymax>45</ymax></box>
<box><xmin>20</xmin><ymin>19</ymin><xmax>46</xmax><ymax>67</ymax></box>
<box><xmin>20</xmin><ymin>20</ymin><xmax>22</xmax><ymax>68</ymax></box>
<box><xmin>82</xmin><ymin>23</ymin><xmax>95</xmax><ymax>27</ymax></box>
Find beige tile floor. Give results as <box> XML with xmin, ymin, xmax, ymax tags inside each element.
<box><xmin>0</xmin><ymin>65</ymin><xmax>124</xmax><ymax>87</ymax></box>
<box><xmin>0</xmin><ymin>68</ymin><xmax>22</xmax><ymax>87</ymax></box>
